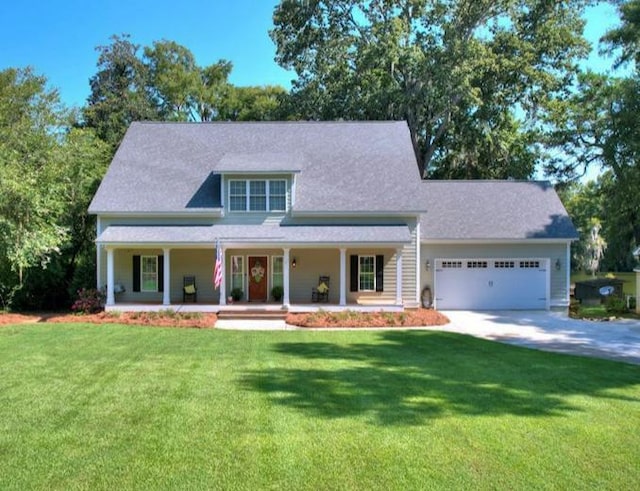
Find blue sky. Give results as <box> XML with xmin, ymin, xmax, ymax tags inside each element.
<box><xmin>0</xmin><ymin>1</ymin><xmax>625</xmax><ymax>109</ymax></box>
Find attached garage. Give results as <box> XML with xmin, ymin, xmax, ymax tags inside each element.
<box><xmin>434</xmin><ymin>258</ymin><xmax>549</xmax><ymax>310</ymax></box>
<box><xmin>418</xmin><ymin>181</ymin><xmax>578</xmax><ymax>312</ymax></box>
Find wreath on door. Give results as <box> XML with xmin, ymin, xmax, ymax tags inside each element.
<box><xmin>251</xmin><ymin>260</ymin><xmax>265</xmax><ymax>284</ymax></box>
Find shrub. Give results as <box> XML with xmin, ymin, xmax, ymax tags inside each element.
<box><xmin>604</xmin><ymin>296</ymin><xmax>628</xmax><ymax>315</ymax></box>
<box><xmin>71</xmin><ymin>288</ymin><xmax>105</xmax><ymax>314</ymax></box>
<box><xmin>230</xmin><ymin>288</ymin><xmax>243</xmax><ymax>301</ymax></box>
<box><xmin>159</xmin><ymin>309</ymin><xmax>177</xmax><ymax>318</ymax></box>
<box><xmin>271</xmin><ymin>286</ymin><xmax>284</xmax><ymax>302</ymax></box>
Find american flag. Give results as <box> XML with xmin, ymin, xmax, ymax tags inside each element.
<box><xmin>213</xmin><ymin>241</ymin><xmax>223</xmax><ymax>289</ymax></box>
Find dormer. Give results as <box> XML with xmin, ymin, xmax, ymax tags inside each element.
<box><xmin>217</xmin><ymin>152</ymin><xmax>302</xmax><ymax>215</ymax></box>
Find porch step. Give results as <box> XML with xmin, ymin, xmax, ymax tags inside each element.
<box><xmin>217</xmin><ymin>309</ymin><xmax>289</xmax><ymax>321</ymax></box>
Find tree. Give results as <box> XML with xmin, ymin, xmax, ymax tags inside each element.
<box><xmin>546</xmin><ymin>73</ymin><xmax>640</xmax><ymax>266</ymax></box>
<box><xmin>584</xmin><ymin>219</ymin><xmax>607</xmax><ymax>276</ymax></box>
<box><xmin>144</xmin><ymin>40</ymin><xmax>235</xmax><ymax>121</ymax></box>
<box><xmin>601</xmin><ymin>0</ymin><xmax>640</xmax><ymax>69</ymax></box>
<box><xmin>219</xmin><ymin>85</ymin><xmax>288</xmax><ymax>121</ymax></box>
<box><xmin>54</xmin><ymin>127</ymin><xmax>110</xmax><ymax>293</ymax></box>
<box><xmin>558</xmin><ymin>180</ymin><xmax>604</xmax><ymax>273</ymax></box>
<box><xmin>0</xmin><ymin>68</ymin><xmax>67</xmax><ymax>306</ymax></box>
<box><xmin>0</xmin><ymin>68</ymin><xmax>111</xmax><ymax>310</ymax></box>
<box><xmin>88</xmin><ymin>36</ymin><xmax>286</xmax><ymax>129</ymax></box>
<box><xmin>271</xmin><ymin>0</ymin><xmax>592</xmax><ymax>178</ymax></box>
<box><xmin>547</xmin><ymin>2</ymin><xmax>640</xmax><ymax>271</ymax></box>
<box><xmin>599</xmin><ymin>168</ymin><xmax>640</xmax><ymax>271</ymax></box>
<box><xmin>84</xmin><ymin>34</ymin><xmax>160</xmax><ymax>148</ymax></box>
<box><xmin>12</xmin><ymin>125</ymin><xmax>111</xmax><ymax>310</ymax></box>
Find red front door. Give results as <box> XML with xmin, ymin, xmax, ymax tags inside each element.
<box><xmin>248</xmin><ymin>256</ymin><xmax>268</xmax><ymax>302</ymax></box>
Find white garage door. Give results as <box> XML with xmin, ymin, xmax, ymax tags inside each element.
<box><xmin>434</xmin><ymin>258</ymin><xmax>548</xmax><ymax>310</ymax></box>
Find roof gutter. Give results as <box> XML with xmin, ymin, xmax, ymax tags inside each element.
<box><xmin>89</xmin><ymin>210</ymin><xmax>224</xmax><ymax>218</ymax></box>
<box><xmin>420</xmin><ymin>238</ymin><xmax>577</xmax><ymax>244</ymax></box>
<box><xmin>291</xmin><ymin>210</ymin><xmax>424</xmax><ymax>218</ymax></box>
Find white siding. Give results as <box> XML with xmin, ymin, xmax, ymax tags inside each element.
<box><xmin>97</xmin><ymin>211</ymin><xmax>420</xmax><ymax>307</ymax></box>
<box><xmin>107</xmin><ymin>248</ymin><xmax>219</xmax><ymax>304</ymax></box>
<box><xmin>402</xmin><ymin>221</ymin><xmax>418</xmax><ymax>305</ymax></box>
<box><xmin>288</xmin><ymin>249</ymin><xmax>341</xmax><ymax>304</ymax></box>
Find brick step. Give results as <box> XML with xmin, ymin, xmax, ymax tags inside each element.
<box><xmin>217</xmin><ymin>309</ymin><xmax>288</xmax><ymax>321</ymax></box>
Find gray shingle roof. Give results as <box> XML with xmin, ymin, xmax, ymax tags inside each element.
<box><xmin>419</xmin><ymin>181</ymin><xmax>578</xmax><ymax>240</ymax></box>
<box><xmin>89</xmin><ymin>121</ymin><xmax>421</xmax><ymax>214</ymax></box>
<box><xmin>218</xmin><ymin>152</ymin><xmax>304</xmax><ymax>173</ymax></box>
<box><xmin>89</xmin><ymin>121</ymin><xmax>577</xmax><ymax>242</ymax></box>
<box><xmin>97</xmin><ymin>224</ymin><xmax>412</xmax><ymax>245</ymax></box>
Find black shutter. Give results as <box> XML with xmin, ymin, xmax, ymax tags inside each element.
<box><xmin>350</xmin><ymin>255</ymin><xmax>358</xmax><ymax>292</ymax></box>
<box><xmin>133</xmin><ymin>255</ymin><xmax>141</xmax><ymax>292</ymax></box>
<box><xmin>375</xmin><ymin>255</ymin><xmax>384</xmax><ymax>292</ymax></box>
<box><xmin>158</xmin><ymin>255</ymin><xmax>164</xmax><ymax>292</ymax></box>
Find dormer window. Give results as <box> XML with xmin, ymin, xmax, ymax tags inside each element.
<box><xmin>229</xmin><ymin>179</ymin><xmax>287</xmax><ymax>212</ymax></box>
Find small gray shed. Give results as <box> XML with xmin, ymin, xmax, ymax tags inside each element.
<box><xmin>574</xmin><ymin>278</ymin><xmax>625</xmax><ymax>304</ymax></box>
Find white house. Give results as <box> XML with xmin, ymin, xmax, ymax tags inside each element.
<box><xmin>89</xmin><ymin>121</ymin><xmax>577</xmax><ymax>312</ymax></box>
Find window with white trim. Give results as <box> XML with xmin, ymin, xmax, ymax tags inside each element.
<box><xmin>249</xmin><ymin>181</ymin><xmax>266</xmax><ymax>211</ymax></box>
<box><xmin>231</xmin><ymin>256</ymin><xmax>244</xmax><ymax>291</ymax></box>
<box><xmin>359</xmin><ymin>255</ymin><xmax>375</xmax><ymax>291</ymax></box>
<box><xmin>228</xmin><ymin>179</ymin><xmax>287</xmax><ymax>212</ymax></box>
<box><xmin>271</xmin><ymin>256</ymin><xmax>284</xmax><ymax>288</ymax></box>
<box><xmin>141</xmin><ymin>255</ymin><xmax>158</xmax><ymax>292</ymax></box>
<box><xmin>269</xmin><ymin>180</ymin><xmax>286</xmax><ymax>211</ymax></box>
<box><xmin>229</xmin><ymin>181</ymin><xmax>247</xmax><ymax>211</ymax></box>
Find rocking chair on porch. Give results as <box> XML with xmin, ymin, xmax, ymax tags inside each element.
<box><xmin>311</xmin><ymin>276</ymin><xmax>330</xmax><ymax>303</ymax></box>
<box><xmin>183</xmin><ymin>275</ymin><xmax>197</xmax><ymax>303</ymax></box>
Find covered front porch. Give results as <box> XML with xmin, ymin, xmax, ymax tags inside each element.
<box><xmin>97</xmin><ymin>224</ymin><xmax>416</xmax><ymax>312</ymax></box>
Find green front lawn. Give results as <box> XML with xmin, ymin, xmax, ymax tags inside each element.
<box><xmin>1</xmin><ymin>324</ymin><xmax>639</xmax><ymax>489</ymax></box>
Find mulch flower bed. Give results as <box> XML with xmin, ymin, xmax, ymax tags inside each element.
<box><xmin>286</xmin><ymin>309</ymin><xmax>449</xmax><ymax>328</ymax></box>
<box><xmin>0</xmin><ymin>313</ymin><xmax>45</xmax><ymax>325</ymax></box>
<box><xmin>2</xmin><ymin>309</ymin><xmax>449</xmax><ymax>329</ymax></box>
<box><xmin>0</xmin><ymin>311</ymin><xmax>217</xmax><ymax>329</ymax></box>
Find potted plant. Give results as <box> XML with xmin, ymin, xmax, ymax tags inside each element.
<box><xmin>230</xmin><ymin>288</ymin><xmax>243</xmax><ymax>302</ymax></box>
<box><xmin>271</xmin><ymin>285</ymin><xmax>284</xmax><ymax>302</ymax></box>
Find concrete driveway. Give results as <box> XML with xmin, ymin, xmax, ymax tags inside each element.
<box><xmin>441</xmin><ymin>310</ymin><xmax>640</xmax><ymax>365</ymax></box>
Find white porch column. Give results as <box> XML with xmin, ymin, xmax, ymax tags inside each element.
<box><xmin>163</xmin><ymin>248</ymin><xmax>171</xmax><ymax>306</ymax></box>
<box><xmin>396</xmin><ymin>248</ymin><xmax>403</xmax><ymax>306</ymax></box>
<box><xmin>97</xmin><ymin>246</ymin><xmax>103</xmax><ymax>290</ymax></box>
<box><xmin>96</xmin><ymin>217</ymin><xmax>103</xmax><ymax>289</ymax></box>
<box><xmin>415</xmin><ymin>220</ymin><xmax>421</xmax><ymax>305</ymax></box>
<box><xmin>566</xmin><ymin>241</ymin><xmax>571</xmax><ymax>307</ymax></box>
<box><xmin>219</xmin><ymin>244</ymin><xmax>226</xmax><ymax>306</ymax></box>
<box><xmin>283</xmin><ymin>248</ymin><xmax>291</xmax><ymax>307</ymax></box>
<box><xmin>339</xmin><ymin>248</ymin><xmax>347</xmax><ymax>306</ymax></box>
<box><xmin>106</xmin><ymin>248</ymin><xmax>115</xmax><ymax>306</ymax></box>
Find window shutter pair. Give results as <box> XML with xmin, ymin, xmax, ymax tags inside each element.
<box><xmin>132</xmin><ymin>255</ymin><xmax>164</xmax><ymax>292</ymax></box>
<box><xmin>349</xmin><ymin>255</ymin><xmax>384</xmax><ymax>292</ymax></box>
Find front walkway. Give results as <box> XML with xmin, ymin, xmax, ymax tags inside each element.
<box><xmin>441</xmin><ymin>310</ymin><xmax>640</xmax><ymax>365</ymax></box>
